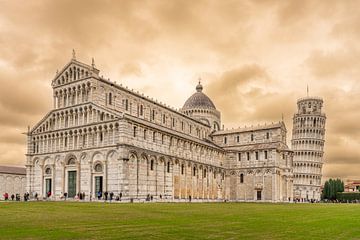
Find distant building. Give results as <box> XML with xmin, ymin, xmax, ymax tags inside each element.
<box><xmin>344</xmin><ymin>179</ymin><xmax>360</xmax><ymax>192</ymax></box>
<box><xmin>0</xmin><ymin>166</ymin><xmax>26</xmax><ymax>199</ymax></box>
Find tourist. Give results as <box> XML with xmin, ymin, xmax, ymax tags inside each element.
<box><xmin>82</xmin><ymin>192</ymin><xmax>85</xmax><ymax>201</ymax></box>
<box><xmin>64</xmin><ymin>192</ymin><xmax>67</xmax><ymax>201</ymax></box>
<box><xmin>11</xmin><ymin>194</ymin><xmax>14</xmax><ymax>201</ymax></box>
<box><xmin>35</xmin><ymin>192</ymin><xmax>38</xmax><ymax>201</ymax></box>
<box><xmin>24</xmin><ymin>193</ymin><xmax>27</xmax><ymax>201</ymax></box>
<box><xmin>104</xmin><ymin>191</ymin><xmax>108</xmax><ymax>201</ymax></box>
<box><xmin>3</xmin><ymin>192</ymin><xmax>9</xmax><ymax>200</ymax></box>
<box><xmin>97</xmin><ymin>191</ymin><xmax>102</xmax><ymax>200</ymax></box>
<box><xmin>109</xmin><ymin>192</ymin><xmax>114</xmax><ymax>202</ymax></box>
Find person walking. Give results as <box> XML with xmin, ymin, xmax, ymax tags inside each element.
<box><xmin>11</xmin><ymin>194</ymin><xmax>14</xmax><ymax>201</ymax></box>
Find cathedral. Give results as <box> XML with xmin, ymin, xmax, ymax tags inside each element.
<box><xmin>25</xmin><ymin>54</ymin><xmax>325</xmax><ymax>202</ymax></box>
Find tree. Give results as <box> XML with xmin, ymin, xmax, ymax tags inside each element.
<box><xmin>321</xmin><ymin>178</ymin><xmax>344</xmax><ymax>200</ymax></box>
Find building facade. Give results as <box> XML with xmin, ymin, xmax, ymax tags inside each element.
<box><xmin>292</xmin><ymin>97</ymin><xmax>326</xmax><ymax>201</ymax></box>
<box><xmin>26</xmin><ymin>56</ymin><xmax>294</xmax><ymax>202</ymax></box>
<box><xmin>0</xmin><ymin>166</ymin><xmax>26</xmax><ymax>199</ymax></box>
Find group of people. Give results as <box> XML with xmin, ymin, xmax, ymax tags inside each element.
<box><xmin>2</xmin><ymin>192</ymin><xmax>30</xmax><ymax>201</ymax></box>
<box><xmin>97</xmin><ymin>191</ymin><xmax>123</xmax><ymax>202</ymax></box>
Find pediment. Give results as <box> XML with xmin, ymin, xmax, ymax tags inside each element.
<box><xmin>51</xmin><ymin>59</ymin><xmax>100</xmax><ymax>88</ymax></box>
<box><xmin>30</xmin><ymin>103</ymin><xmax>120</xmax><ymax>135</ymax></box>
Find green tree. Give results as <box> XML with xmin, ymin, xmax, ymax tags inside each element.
<box><xmin>321</xmin><ymin>178</ymin><xmax>344</xmax><ymax>200</ymax></box>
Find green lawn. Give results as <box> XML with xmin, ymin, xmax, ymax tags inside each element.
<box><xmin>0</xmin><ymin>202</ymin><xmax>359</xmax><ymax>239</ymax></box>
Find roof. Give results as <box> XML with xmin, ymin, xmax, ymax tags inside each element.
<box><xmin>0</xmin><ymin>166</ymin><xmax>26</xmax><ymax>175</ymax></box>
<box><xmin>212</xmin><ymin>122</ymin><xmax>285</xmax><ymax>136</ymax></box>
<box><xmin>223</xmin><ymin>142</ymin><xmax>290</xmax><ymax>151</ymax></box>
<box><xmin>182</xmin><ymin>82</ymin><xmax>216</xmax><ymax>110</ymax></box>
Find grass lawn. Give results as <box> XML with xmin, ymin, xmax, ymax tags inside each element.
<box><xmin>0</xmin><ymin>202</ymin><xmax>359</xmax><ymax>239</ymax></box>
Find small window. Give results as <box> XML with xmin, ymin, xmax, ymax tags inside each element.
<box><xmin>153</xmin><ymin>132</ymin><xmax>156</xmax><ymax>142</ymax></box>
<box><xmin>150</xmin><ymin>160</ymin><xmax>154</xmax><ymax>171</ymax></box>
<box><xmin>172</xmin><ymin>118</ymin><xmax>175</xmax><ymax>127</ymax></box>
<box><xmin>167</xmin><ymin>162</ymin><xmax>170</xmax><ymax>173</ymax></box>
<box><xmin>224</xmin><ymin>137</ymin><xmax>227</xmax><ymax>144</ymax></box>
<box><xmin>125</xmin><ymin>99</ymin><xmax>129</xmax><ymax>111</ymax></box>
<box><xmin>108</xmin><ymin>92</ymin><xmax>112</xmax><ymax>105</ymax></box>
<box><xmin>251</xmin><ymin>134</ymin><xmax>254</xmax><ymax>141</ymax></box>
<box><xmin>193</xmin><ymin>167</ymin><xmax>196</xmax><ymax>176</ymax></box>
<box><xmin>94</xmin><ymin>163</ymin><xmax>103</xmax><ymax>172</ymax></box>
<box><xmin>181</xmin><ymin>164</ymin><xmax>184</xmax><ymax>175</ymax></box>
<box><xmin>255</xmin><ymin>152</ymin><xmax>259</xmax><ymax>160</ymax></box>
<box><xmin>152</xmin><ymin>110</ymin><xmax>155</xmax><ymax>121</ymax></box>
<box><xmin>163</xmin><ymin>114</ymin><xmax>166</xmax><ymax>124</ymax></box>
<box><xmin>203</xmin><ymin>169</ymin><xmax>207</xmax><ymax>178</ymax></box>
<box><xmin>144</xmin><ymin>130</ymin><xmax>147</xmax><ymax>139</ymax></box>
<box><xmin>238</xmin><ymin>152</ymin><xmax>241</xmax><ymax>161</ymax></box>
<box><xmin>247</xmin><ymin>152</ymin><xmax>250</xmax><ymax>161</ymax></box>
<box><xmin>264</xmin><ymin>150</ymin><xmax>268</xmax><ymax>159</ymax></box>
<box><xmin>140</xmin><ymin>105</ymin><xmax>143</xmax><ymax>116</ymax></box>
<box><xmin>240</xmin><ymin>174</ymin><xmax>244</xmax><ymax>183</ymax></box>
<box><xmin>237</xmin><ymin>136</ymin><xmax>240</xmax><ymax>143</ymax></box>
<box><xmin>133</xmin><ymin>126</ymin><xmax>137</xmax><ymax>137</ymax></box>
<box><xmin>266</xmin><ymin>132</ymin><xmax>270</xmax><ymax>139</ymax></box>
<box><xmin>100</xmin><ymin>132</ymin><xmax>103</xmax><ymax>142</ymax></box>
<box><xmin>181</xmin><ymin>121</ymin><xmax>184</xmax><ymax>130</ymax></box>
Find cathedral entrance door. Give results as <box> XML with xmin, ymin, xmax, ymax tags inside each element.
<box><xmin>95</xmin><ymin>176</ymin><xmax>103</xmax><ymax>195</ymax></box>
<box><xmin>45</xmin><ymin>179</ymin><xmax>52</xmax><ymax>195</ymax></box>
<box><xmin>257</xmin><ymin>190</ymin><xmax>262</xmax><ymax>200</ymax></box>
<box><xmin>68</xmin><ymin>171</ymin><xmax>77</xmax><ymax>198</ymax></box>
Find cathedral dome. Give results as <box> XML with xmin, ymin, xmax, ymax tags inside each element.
<box><xmin>182</xmin><ymin>82</ymin><xmax>216</xmax><ymax>110</ymax></box>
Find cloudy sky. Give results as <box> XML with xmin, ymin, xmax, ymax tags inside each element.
<box><xmin>0</xmin><ymin>0</ymin><xmax>359</xmax><ymax>180</ymax></box>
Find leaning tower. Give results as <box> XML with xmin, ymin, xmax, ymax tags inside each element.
<box><xmin>292</xmin><ymin>96</ymin><xmax>326</xmax><ymax>201</ymax></box>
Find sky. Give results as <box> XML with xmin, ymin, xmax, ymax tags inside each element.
<box><xmin>0</xmin><ymin>0</ymin><xmax>359</xmax><ymax>180</ymax></box>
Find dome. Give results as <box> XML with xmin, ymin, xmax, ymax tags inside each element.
<box><xmin>182</xmin><ymin>82</ymin><xmax>216</xmax><ymax>110</ymax></box>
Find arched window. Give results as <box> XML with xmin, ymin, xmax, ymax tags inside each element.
<box><xmin>153</xmin><ymin>132</ymin><xmax>156</xmax><ymax>142</ymax></box>
<box><xmin>240</xmin><ymin>174</ymin><xmax>244</xmax><ymax>183</ymax></box>
<box><xmin>94</xmin><ymin>163</ymin><xmax>103</xmax><ymax>172</ymax></box>
<box><xmin>125</xmin><ymin>99</ymin><xmax>129</xmax><ymax>111</ymax></box>
<box><xmin>251</xmin><ymin>134</ymin><xmax>254</xmax><ymax>141</ymax></box>
<box><xmin>140</xmin><ymin>105</ymin><xmax>143</xmax><ymax>116</ymax></box>
<box><xmin>167</xmin><ymin>162</ymin><xmax>170</xmax><ymax>173</ymax></box>
<box><xmin>150</xmin><ymin>160</ymin><xmax>154</xmax><ymax>171</ymax></box>
<box><xmin>193</xmin><ymin>167</ymin><xmax>196</xmax><ymax>176</ymax></box>
<box><xmin>203</xmin><ymin>169</ymin><xmax>207</xmax><ymax>178</ymax></box>
<box><xmin>181</xmin><ymin>164</ymin><xmax>184</xmax><ymax>175</ymax></box>
<box><xmin>108</xmin><ymin>92</ymin><xmax>112</xmax><ymax>105</ymax></box>
<box><xmin>224</xmin><ymin>137</ymin><xmax>227</xmax><ymax>144</ymax></box>
<box><xmin>237</xmin><ymin>136</ymin><xmax>240</xmax><ymax>143</ymax></box>
<box><xmin>133</xmin><ymin>126</ymin><xmax>137</xmax><ymax>137</ymax></box>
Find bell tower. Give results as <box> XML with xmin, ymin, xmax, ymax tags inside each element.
<box><xmin>292</xmin><ymin>95</ymin><xmax>326</xmax><ymax>201</ymax></box>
